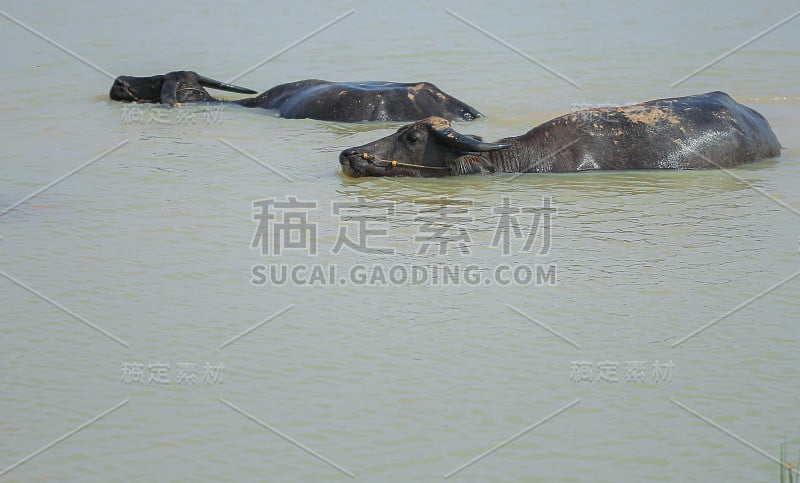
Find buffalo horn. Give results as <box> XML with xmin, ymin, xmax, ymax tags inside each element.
<box><xmin>433</xmin><ymin>127</ymin><xmax>511</xmax><ymax>152</ymax></box>
<box><xmin>197</xmin><ymin>75</ymin><xmax>257</xmax><ymax>95</ymax></box>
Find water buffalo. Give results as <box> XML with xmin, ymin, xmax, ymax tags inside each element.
<box><xmin>109</xmin><ymin>71</ymin><xmax>257</xmax><ymax>106</ymax></box>
<box><xmin>235</xmin><ymin>79</ymin><xmax>482</xmax><ymax>122</ymax></box>
<box><xmin>109</xmin><ymin>71</ymin><xmax>483</xmax><ymax>122</ymax></box>
<box><xmin>338</xmin><ymin>91</ymin><xmax>781</xmax><ymax>177</ymax></box>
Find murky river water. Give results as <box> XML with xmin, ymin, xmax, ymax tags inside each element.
<box><xmin>1</xmin><ymin>1</ymin><xmax>799</xmax><ymax>481</ymax></box>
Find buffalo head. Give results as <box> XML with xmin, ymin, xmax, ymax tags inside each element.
<box><xmin>109</xmin><ymin>71</ymin><xmax>256</xmax><ymax>106</ymax></box>
<box><xmin>338</xmin><ymin>117</ymin><xmax>511</xmax><ymax>177</ymax></box>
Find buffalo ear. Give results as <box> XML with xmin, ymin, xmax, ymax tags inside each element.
<box><xmin>449</xmin><ymin>154</ymin><xmax>496</xmax><ymax>175</ymax></box>
<box><xmin>160</xmin><ymin>74</ymin><xmax>179</xmax><ymax>107</ymax></box>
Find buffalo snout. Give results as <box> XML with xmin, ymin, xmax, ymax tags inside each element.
<box><xmin>339</xmin><ymin>147</ymin><xmax>400</xmax><ymax>177</ymax></box>
<box><xmin>339</xmin><ymin>148</ymin><xmax>366</xmax><ymax>177</ymax></box>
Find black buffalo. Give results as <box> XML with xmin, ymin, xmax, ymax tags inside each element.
<box><xmin>237</xmin><ymin>79</ymin><xmax>482</xmax><ymax>122</ymax></box>
<box><xmin>109</xmin><ymin>71</ymin><xmax>257</xmax><ymax>106</ymax></box>
<box><xmin>339</xmin><ymin>91</ymin><xmax>781</xmax><ymax>177</ymax></box>
<box><xmin>109</xmin><ymin>71</ymin><xmax>483</xmax><ymax>122</ymax></box>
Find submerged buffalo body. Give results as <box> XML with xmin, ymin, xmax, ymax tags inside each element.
<box><xmin>109</xmin><ymin>71</ymin><xmax>482</xmax><ymax>122</ymax></box>
<box><xmin>339</xmin><ymin>91</ymin><xmax>781</xmax><ymax>177</ymax></box>
<box><xmin>237</xmin><ymin>79</ymin><xmax>482</xmax><ymax>122</ymax></box>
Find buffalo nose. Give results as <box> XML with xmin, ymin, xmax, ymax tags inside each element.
<box><xmin>341</xmin><ymin>148</ymin><xmax>359</xmax><ymax>157</ymax></box>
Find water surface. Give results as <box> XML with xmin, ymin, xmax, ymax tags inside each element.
<box><xmin>1</xmin><ymin>1</ymin><xmax>799</xmax><ymax>481</ymax></box>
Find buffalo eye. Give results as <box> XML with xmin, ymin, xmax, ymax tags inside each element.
<box><xmin>406</xmin><ymin>131</ymin><xmax>422</xmax><ymax>143</ymax></box>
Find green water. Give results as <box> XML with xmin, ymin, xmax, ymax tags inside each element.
<box><xmin>1</xmin><ymin>1</ymin><xmax>799</xmax><ymax>481</ymax></box>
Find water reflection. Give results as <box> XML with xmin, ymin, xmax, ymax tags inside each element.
<box><xmin>334</xmin><ymin>166</ymin><xmax>765</xmax><ymax>206</ymax></box>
